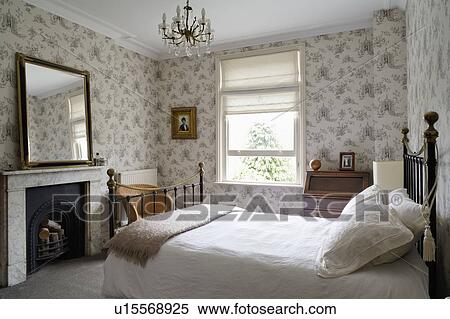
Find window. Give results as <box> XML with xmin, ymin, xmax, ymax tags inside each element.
<box><xmin>68</xmin><ymin>94</ymin><xmax>88</xmax><ymax>160</ymax></box>
<box><xmin>217</xmin><ymin>47</ymin><xmax>305</xmax><ymax>185</ymax></box>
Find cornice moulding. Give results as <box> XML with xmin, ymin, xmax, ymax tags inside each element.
<box><xmin>25</xmin><ymin>0</ymin><xmax>403</xmax><ymax>61</ymax></box>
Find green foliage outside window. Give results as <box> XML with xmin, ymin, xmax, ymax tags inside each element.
<box><xmin>235</xmin><ymin>123</ymin><xmax>294</xmax><ymax>183</ymax></box>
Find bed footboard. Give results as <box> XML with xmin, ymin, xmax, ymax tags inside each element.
<box><xmin>107</xmin><ymin>162</ymin><xmax>205</xmax><ymax>236</ymax></box>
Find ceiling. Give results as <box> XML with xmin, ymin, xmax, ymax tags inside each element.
<box><xmin>26</xmin><ymin>63</ymin><xmax>83</xmax><ymax>97</ymax></box>
<box><xmin>25</xmin><ymin>0</ymin><xmax>407</xmax><ymax>59</ymax></box>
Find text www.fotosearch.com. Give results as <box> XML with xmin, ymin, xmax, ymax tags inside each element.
<box><xmin>198</xmin><ymin>303</ymin><xmax>337</xmax><ymax>315</ymax></box>
<box><xmin>113</xmin><ymin>302</ymin><xmax>337</xmax><ymax>316</ymax></box>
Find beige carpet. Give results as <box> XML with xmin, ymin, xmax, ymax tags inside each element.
<box><xmin>0</xmin><ymin>255</ymin><xmax>105</xmax><ymax>299</ymax></box>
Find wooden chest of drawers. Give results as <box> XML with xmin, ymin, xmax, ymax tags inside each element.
<box><xmin>302</xmin><ymin>171</ymin><xmax>371</xmax><ymax>218</ymax></box>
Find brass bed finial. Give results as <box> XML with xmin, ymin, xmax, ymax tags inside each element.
<box><xmin>424</xmin><ymin>111</ymin><xmax>439</xmax><ymax>143</ymax></box>
<box><xmin>401</xmin><ymin>127</ymin><xmax>409</xmax><ymax>144</ymax></box>
<box><xmin>107</xmin><ymin>168</ymin><xmax>116</xmax><ymax>191</ymax></box>
<box><xmin>198</xmin><ymin>162</ymin><xmax>205</xmax><ymax>175</ymax></box>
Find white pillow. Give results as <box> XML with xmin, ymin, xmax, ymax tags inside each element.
<box><xmin>371</xmin><ymin>191</ymin><xmax>425</xmax><ymax>265</ymax></box>
<box><xmin>338</xmin><ymin>185</ymin><xmax>379</xmax><ymax>220</ymax></box>
<box><xmin>371</xmin><ymin>241</ymin><xmax>415</xmax><ymax>265</ymax></box>
<box><xmin>361</xmin><ymin>184</ymin><xmax>380</xmax><ymax>196</ymax></box>
<box><xmin>316</xmin><ymin>204</ymin><xmax>413</xmax><ymax>278</ymax></box>
<box><xmin>389</xmin><ymin>190</ymin><xmax>425</xmax><ymax>235</ymax></box>
<box><xmin>389</xmin><ymin>187</ymin><xmax>408</xmax><ymax>199</ymax></box>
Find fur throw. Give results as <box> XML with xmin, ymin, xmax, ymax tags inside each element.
<box><xmin>105</xmin><ymin>204</ymin><xmax>233</xmax><ymax>266</ymax></box>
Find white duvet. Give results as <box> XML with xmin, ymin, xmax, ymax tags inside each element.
<box><xmin>103</xmin><ymin>206</ymin><xmax>428</xmax><ymax>299</ymax></box>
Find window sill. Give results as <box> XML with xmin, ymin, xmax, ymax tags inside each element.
<box><xmin>214</xmin><ymin>181</ymin><xmax>303</xmax><ymax>188</ymax></box>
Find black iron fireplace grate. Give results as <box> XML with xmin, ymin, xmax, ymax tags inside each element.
<box><xmin>26</xmin><ymin>183</ymin><xmax>86</xmax><ymax>275</ymax></box>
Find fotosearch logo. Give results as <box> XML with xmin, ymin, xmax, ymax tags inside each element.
<box><xmin>50</xmin><ymin>190</ymin><xmax>406</xmax><ymax>224</ymax></box>
<box><xmin>391</xmin><ymin>193</ymin><xmax>403</xmax><ymax>206</ymax></box>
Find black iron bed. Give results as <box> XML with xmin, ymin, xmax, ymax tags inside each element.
<box><xmin>105</xmin><ymin>112</ymin><xmax>439</xmax><ymax>298</ymax></box>
<box><xmin>401</xmin><ymin>111</ymin><xmax>439</xmax><ymax>298</ymax></box>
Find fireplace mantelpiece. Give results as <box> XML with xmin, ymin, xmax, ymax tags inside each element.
<box><xmin>0</xmin><ymin>166</ymin><xmax>107</xmax><ymax>287</ymax></box>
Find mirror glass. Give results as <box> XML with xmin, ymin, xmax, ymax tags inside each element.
<box><xmin>25</xmin><ymin>62</ymin><xmax>89</xmax><ymax>162</ymax></box>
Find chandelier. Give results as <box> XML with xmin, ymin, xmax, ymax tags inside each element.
<box><xmin>158</xmin><ymin>0</ymin><xmax>214</xmax><ymax>57</ymax></box>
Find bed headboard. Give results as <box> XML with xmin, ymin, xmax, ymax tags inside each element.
<box><xmin>401</xmin><ymin>111</ymin><xmax>439</xmax><ymax>298</ymax></box>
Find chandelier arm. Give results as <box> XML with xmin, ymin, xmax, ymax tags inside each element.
<box><xmin>171</xmin><ymin>30</ymin><xmax>186</xmax><ymax>40</ymax></box>
<box><xmin>192</xmin><ymin>32</ymin><xmax>206</xmax><ymax>41</ymax></box>
<box><xmin>190</xmin><ymin>17</ymin><xmax>197</xmax><ymax>31</ymax></box>
<box><xmin>162</xmin><ymin>28</ymin><xmax>171</xmax><ymax>38</ymax></box>
<box><xmin>193</xmin><ymin>38</ymin><xmax>206</xmax><ymax>43</ymax></box>
<box><xmin>162</xmin><ymin>33</ymin><xmax>183</xmax><ymax>42</ymax></box>
<box><xmin>173</xmin><ymin>39</ymin><xmax>185</xmax><ymax>46</ymax></box>
<box><xmin>171</xmin><ymin>33</ymin><xmax>184</xmax><ymax>41</ymax></box>
<box><xmin>161</xmin><ymin>30</ymin><xmax>180</xmax><ymax>40</ymax></box>
<box><xmin>162</xmin><ymin>28</ymin><xmax>182</xmax><ymax>42</ymax></box>
<box><xmin>185</xmin><ymin>5</ymin><xmax>190</xmax><ymax>31</ymax></box>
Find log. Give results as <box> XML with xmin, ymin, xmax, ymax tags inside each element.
<box><xmin>41</xmin><ymin>219</ymin><xmax>62</xmax><ymax>232</ymax></box>
<box><xmin>38</xmin><ymin>228</ymin><xmax>50</xmax><ymax>240</ymax></box>
<box><xmin>49</xmin><ymin>232</ymin><xmax>59</xmax><ymax>242</ymax></box>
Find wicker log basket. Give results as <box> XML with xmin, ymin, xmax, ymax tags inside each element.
<box><xmin>116</xmin><ymin>184</ymin><xmax>173</xmax><ymax>224</ymax></box>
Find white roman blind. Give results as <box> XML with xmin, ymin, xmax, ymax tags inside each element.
<box><xmin>217</xmin><ymin>47</ymin><xmax>305</xmax><ymax>185</ymax></box>
<box><xmin>223</xmin><ymin>90</ymin><xmax>298</xmax><ymax>115</ymax></box>
<box><xmin>69</xmin><ymin>94</ymin><xmax>86</xmax><ymax>119</ymax></box>
<box><xmin>221</xmin><ymin>51</ymin><xmax>300</xmax><ymax>90</ymax></box>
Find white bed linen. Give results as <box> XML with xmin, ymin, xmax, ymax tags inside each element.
<box><xmin>103</xmin><ymin>208</ymin><xmax>429</xmax><ymax>299</ymax></box>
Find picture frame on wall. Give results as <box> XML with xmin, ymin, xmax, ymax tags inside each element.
<box><xmin>171</xmin><ymin>107</ymin><xmax>197</xmax><ymax>139</ymax></box>
<box><xmin>339</xmin><ymin>152</ymin><xmax>355</xmax><ymax>171</ymax></box>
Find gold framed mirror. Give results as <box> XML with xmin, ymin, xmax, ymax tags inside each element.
<box><xmin>16</xmin><ymin>53</ymin><xmax>93</xmax><ymax>168</ymax></box>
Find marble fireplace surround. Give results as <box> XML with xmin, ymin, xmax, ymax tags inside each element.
<box><xmin>0</xmin><ymin>166</ymin><xmax>107</xmax><ymax>287</ymax></box>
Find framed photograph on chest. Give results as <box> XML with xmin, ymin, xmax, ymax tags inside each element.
<box><xmin>339</xmin><ymin>152</ymin><xmax>355</xmax><ymax>171</ymax></box>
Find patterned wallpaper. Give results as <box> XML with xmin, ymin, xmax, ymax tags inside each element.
<box><xmin>406</xmin><ymin>0</ymin><xmax>450</xmax><ymax>297</ymax></box>
<box><xmin>156</xmin><ymin>9</ymin><xmax>407</xmax><ymax>211</ymax></box>
<box><xmin>373</xmin><ymin>9</ymin><xmax>408</xmax><ymax>161</ymax></box>
<box><xmin>0</xmin><ymin>0</ymin><xmax>159</xmax><ymax>174</ymax></box>
<box><xmin>28</xmin><ymin>86</ymin><xmax>83</xmax><ymax>161</ymax></box>
<box><xmin>3</xmin><ymin>1</ymin><xmax>442</xmax><ymax>288</ymax></box>
<box><xmin>0</xmin><ymin>2</ymin><xmax>410</xmax><ymax>217</ymax></box>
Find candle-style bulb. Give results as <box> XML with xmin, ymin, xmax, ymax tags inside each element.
<box><xmin>176</xmin><ymin>5</ymin><xmax>181</xmax><ymax>17</ymax></box>
<box><xmin>201</xmin><ymin>8</ymin><xmax>206</xmax><ymax>19</ymax></box>
<box><xmin>162</xmin><ymin>13</ymin><xmax>166</xmax><ymax>22</ymax></box>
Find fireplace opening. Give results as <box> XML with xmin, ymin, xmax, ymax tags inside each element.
<box><xmin>26</xmin><ymin>183</ymin><xmax>86</xmax><ymax>274</ymax></box>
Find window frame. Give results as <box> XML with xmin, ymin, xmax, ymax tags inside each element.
<box><xmin>216</xmin><ymin>45</ymin><xmax>306</xmax><ymax>186</ymax></box>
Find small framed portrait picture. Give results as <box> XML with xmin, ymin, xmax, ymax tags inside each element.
<box><xmin>171</xmin><ymin>107</ymin><xmax>197</xmax><ymax>139</ymax></box>
<box><xmin>339</xmin><ymin>152</ymin><xmax>355</xmax><ymax>171</ymax></box>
